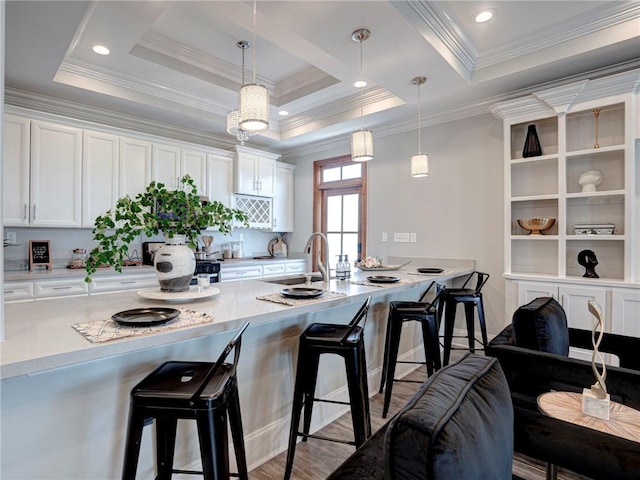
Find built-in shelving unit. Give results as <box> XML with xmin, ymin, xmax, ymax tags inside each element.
<box><xmin>492</xmin><ymin>70</ymin><xmax>639</xmax><ymax>284</ymax></box>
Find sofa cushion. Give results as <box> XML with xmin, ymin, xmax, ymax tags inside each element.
<box><xmin>511</xmin><ymin>297</ymin><xmax>569</xmax><ymax>356</ymax></box>
<box><xmin>384</xmin><ymin>354</ymin><xmax>513</xmax><ymax>480</ymax></box>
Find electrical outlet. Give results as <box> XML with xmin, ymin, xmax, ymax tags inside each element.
<box><xmin>381</xmin><ymin>232</ymin><xmax>388</xmax><ymax>242</ymax></box>
<box><xmin>410</xmin><ymin>233</ymin><xmax>417</xmax><ymax>243</ymax></box>
<box><xmin>394</xmin><ymin>232</ymin><xmax>410</xmax><ymax>243</ymax></box>
<box><xmin>6</xmin><ymin>231</ymin><xmax>16</xmax><ymax>244</ymax></box>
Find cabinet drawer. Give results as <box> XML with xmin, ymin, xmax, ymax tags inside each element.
<box><xmin>221</xmin><ymin>266</ymin><xmax>263</xmax><ymax>282</ymax></box>
<box><xmin>34</xmin><ymin>279</ymin><xmax>88</xmax><ymax>299</ymax></box>
<box><xmin>262</xmin><ymin>264</ymin><xmax>286</xmax><ymax>277</ymax></box>
<box><xmin>3</xmin><ymin>282</ymin><xmax>34</xmax><ymax>302</ymax></box>
<box><xmin>286</xmin><ymin>262</ymin><xmax>306</xmax><ymax>273</ymax></box>
<box><xmin>89</xmin><ymin>274</ymin><xmax>159</xmax><ymax>294</ymax></box>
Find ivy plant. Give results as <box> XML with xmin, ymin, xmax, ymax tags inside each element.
<box><xmin>85</xmin><ymin>175</ymin><xmax>248</xmax><ymax>282</ymax></box>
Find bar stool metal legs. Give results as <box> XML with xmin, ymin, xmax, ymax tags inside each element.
<box><xmin>284</xmin><ymin>298</ymin><xmax>372</xmax><ymax>480</ymax></box>
<box><xmin>438</xmin><ymin>272</ymin><xmax>490</xmax><ymax>366</ymax></box>
<box><xmin>378</xmin><ymin>282</ymin><xmax>443</xmax><ymax>418</ymax></box>
<box><xmin>121</xmin><ymin>323</ymin><xmax>250</xmax><ymax>480</ymax></box>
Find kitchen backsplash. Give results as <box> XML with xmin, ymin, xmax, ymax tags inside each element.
<box><xmin>3</xmin><ymin>227</ymin><xmax>287</xmax><ymax>271</ymax></box>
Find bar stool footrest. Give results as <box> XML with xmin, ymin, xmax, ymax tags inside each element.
<box><xmin>298</xmin><ymin>432</ymin><xmax>356</xmax><ymax>446</ymax></box>
<box><xmin>312</xmin><ymin>398</ymin><xmax>351</xmax><ymax>406</ymax></box>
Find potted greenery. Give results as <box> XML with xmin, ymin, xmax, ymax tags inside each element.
<box><xmin>84</xmin><ymin>175</ymin><xmax>248</xmax><ymax>291</ymax></box>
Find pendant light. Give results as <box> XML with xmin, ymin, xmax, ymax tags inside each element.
<box><xmin>227</xmin><ymin>41</ymin><xmax>252</xmax><ymax>144</ymax></box>
<box><xmin>410</xmin><ymin>76</ymin><xmax>429</xmax><ymax>178</ymax></box>
<box><xmin>351</xmin><ymin>28</ymin><xmax>373</xmax><ymax>162</ymax></box>
<box><xmin>239</xmin><ymin>0</ymin><xmax>269</xmax><ymax>132</ymax></box>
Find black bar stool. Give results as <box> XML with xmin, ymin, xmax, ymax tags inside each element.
<box><xmin>284</xmin><ymin>297</ymin><xmax>372</xmax><ymax>480</ymax></box>
<box><xmin>378</xmin><ymin>282</ymin><xmax>444</xmax><ymax>418</ymax></box>
<box><xmin>122</xmin><ymin>322</ymin><xmax>250</xmax><ymax>480</ymax></box>
<box><xmin>437</xmin><ymin>271</ymin><xmax>490</xmax><ymax>366</ymax></box>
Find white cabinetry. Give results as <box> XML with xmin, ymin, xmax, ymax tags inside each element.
<box><xmin>88</xmin><ymin>273</ymin><xmax>158</xmax><ymax>294</ymax></box>
<box><xmin>34</xmin><ymin>278</ymin><xmax>88</xmax><ymax>299</ymax></box>
<box><xmin>207</xmin><ymin>153</ymin><xmax>234</xmax><ymax>208</ymax></box>
<box><xmin>119</xmin><ymin>136</ymin><xmax>152</xmax><ymax>199</ymax></box>
<box><xmin>83</xmin><ymin>130</ymin><xmax>119</xmax><ymax>227</ymax></box>
<box><xmin>262</xmin><ymin>263</ymin><xmax>286</xmax><ymax>277</ymax></box>
<box><xmin>152</xmin><ymin>144</ymin><xmax>208</xmax><ymax>195</ymax></box>
<box><xmin>220</xmin><ymin>265</ymin><xmax>263</xmax><ymax>282</ymax></box>
<box><xmin>234</xmin><ymin>145</ymin><xmax>279</xmax><ymax>197</ymax></box>
<box><xmin>611</xmin><ymin>288</ymin><xmax>640</xmax><ymax>337</ymax></box>
<box><xmin>10</xmin><ymin>120</ymin><xmax>83</xmax><ymax>227</ymax></box>
<box><xmin>2</xmin><ymin>115</ymin><xmax>30</xmax><ymax>226</ymax></box>
<box><xmin>271</xmin><ymin>163</ymin><xmax>294</xmax><ymax>232</ymax></box>
<box><xmin>285</xmin><ymin>261</ymin><xmax>306</xmax><ymax>273</ymax></box>
<box><xmin>3</xmin><ymin>282</ymin><xmax>34</xmax><ymax>303</ymax></box>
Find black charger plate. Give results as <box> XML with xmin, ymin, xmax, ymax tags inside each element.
<box><xmin>280</xmin><ymin>288</ymin><xmax>324</xmax><ymax>299</ymax></box>
<box><xmin>366</xmin><ymin>276</ymin><xmax>400</xmax><ymax>283</ymax></box>
<box><xmin>417</xmin><ymin>268</ymin><xmax>444</xmax><ymax>274</ymax></box>
<box><xmin>111</xmin><ymin>307</ymin><xmax>180</xmax><ymax>327</ymax></box>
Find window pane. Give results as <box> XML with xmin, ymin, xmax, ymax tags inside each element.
<box><xmin>323</xmin><ymin>167</ymin><xmax>341</xmax><ymax>183</ymax></box>
<box><xmin>342</xmin><ymin>164</ymin><xmax>361</xmax><ymax>179</ymax></box>
<box><xmin>343</xmin><ymin>233</ymin><xmax>359</xmax><ymax>263</ymax></box>
<box><xmin>327</xmin><ymin>233</ymin><xmax>342</xmax><ymax>267</ymax></box>
<box><xmin>343</xmin><ymin>194</ymin><xmax>359</xmax><ymax>231</ymax></box>
<box><xmin>326</xmin><ymin>195</ymin><xmax>342</xmax><ymax>232</ymax></box>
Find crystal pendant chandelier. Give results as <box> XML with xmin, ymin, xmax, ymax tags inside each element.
<box><xmin>351</xmin><ymin>28</ymin><xmax>373</xmax><ymax>162</ymax></box>
<box><xmin>239</xmin><ymin>0</ymin><xmax>269</xmax><ymax>132</ymax></box>
<box><xmin>410</xmin><ymin>76</ymin><xmax>429</xmax><ymax>178</ymax></box>
<box><xmin>227</xmin><ymin>40</ymin><xmax>252</xmax><ymax>144</ymax></box>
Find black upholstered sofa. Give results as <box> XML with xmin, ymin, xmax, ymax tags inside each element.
<box><xmin>486</xmin><ymin>297</ymin><xmax>640</xmax><ymax>480</ymax></box>
<box><xmin>327</xmin><ymin>353</ymin><xmax>514</xmax><ymax>480</ymax></box>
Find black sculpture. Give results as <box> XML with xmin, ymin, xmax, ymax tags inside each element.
<box><xmin>523</xmin><ymin>124</ymin><xmax>542</xmax><ymax>158</ymax></box>
<box><xmin>578</xmin><ymin>249</ymin><xmax>599</xmax><ymax>278</ymax></box>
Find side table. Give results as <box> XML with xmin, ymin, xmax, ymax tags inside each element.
<box><xmin>537</xmin><ymin>391</ymin><xmax>640</xmax><ymax>480</ymax></box>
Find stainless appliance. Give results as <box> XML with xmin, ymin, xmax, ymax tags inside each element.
<box><xmin>191</xmin><ymin>260</ymin><xmax>221</xmax><ymax>285</ymax></box>
<box><xmin>143</xmin><ymin>242</ymin><xmax>220</xmax><ymax>285</ymax></box>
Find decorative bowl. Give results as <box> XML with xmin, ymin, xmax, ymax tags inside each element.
<box><xmin>517</xmin><ymin>217</ymin><xmax>556</xmax><ymax>235</ymax></box>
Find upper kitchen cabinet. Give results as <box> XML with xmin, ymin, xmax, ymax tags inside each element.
<box><xmin>234</xmin><ymin>145</ymin><xmax>279</xmax><ymax>197</ymax></box>
<box><xmin>4</xmin><ymin>119</ymin><xmax>83</xmax><ymax>228</ymax></box>
<box><xmin>271</xmin><ymin>163</ymin><xmax>295</xmax><ymax>232</ymax></box>
<box><xmin>152</xmin><ymin>143</ymin><xmax>207</xmax><ymax>195</ymax></box>
<box><xmin>207</xmin><ymin>152</ymin><xmax>234</xmax><ymax>208</ymax></box>
<box><xmin>82</xmin><ymin>130</ymin><xmax>119</xmax><ymax>227</ymax></box>
<box><xmin>492</xmin><ymin>70</ymin><xmax>639</xmax><ymax>284</ymax></box>
<box><xmin>119</xmin><ymin>136</ymin><xmax>152</xmax><ymax>199</ymax></box>
<box><xmin>3</xmin><ymin>115</ymin><xmax>30</xmax><ymax>226</ymax></box>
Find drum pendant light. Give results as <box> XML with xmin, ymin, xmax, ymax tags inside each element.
<box><xmin>410</xmin><ymin>76</ymin><xmax>429</xmax><ymax>178</ymax></box>
<box><xmin>239</xmin><ymin>0</ymin><xmax>269</xmax><ymax>132</ymax></box>
<box><xmin>351</xmin><ymin>28</ymin><xmax>373</xmax><ymax>162</ymax></box>
<box><xmin>227</xmin><ymin>41</ymin><xmax>251</xmax><ymax>144</ymax></box>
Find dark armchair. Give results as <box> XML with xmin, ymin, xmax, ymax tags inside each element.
<box><xmin>486</xmin><ymin>297</ymin><xmax>640</xmax><ymax>480</ymax></box>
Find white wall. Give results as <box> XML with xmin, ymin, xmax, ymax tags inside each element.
<box><xmin>1</xmin><ymin>0</ymin><xmax>6</xmax><ymax>340</ymax></box>
<box><xmin>288</xmin><ymin>112</ymin><xmax>507</xmax><ymax>334</ymax></box>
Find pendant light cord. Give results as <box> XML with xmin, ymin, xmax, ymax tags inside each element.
<box><xmin>417</xmin><ymin>83</ymin><xmax>421</xmax><ymax>154</ymax></box>
<box><xmin>359</xmin><ymin>37</ymin><xmax>364</xmax><ymax>129</ymax></box>
<box><xmin>252</xmin><ymin>0</ymin><xmax>257</xmax><ymax>84</ymax></box>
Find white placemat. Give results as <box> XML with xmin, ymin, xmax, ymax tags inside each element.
<box><xmin>72</xmin><ymin>309</ymin><xmax>214</xmax><ymax>344</ymax></box>
<box><xmin>257</xmin><ymin>291</ymin><xmax>347</xmax><ymax>306</ymax></box>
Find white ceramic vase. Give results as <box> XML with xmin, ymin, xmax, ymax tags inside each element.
<box><xmin>154</xmin><ymin>235</ymin><xmax>195</xmax><ymax>292</ymax></box>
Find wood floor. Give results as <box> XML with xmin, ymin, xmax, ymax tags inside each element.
<box><xmin>249</xmin><ymin>362</ymin><xmax>592</xmax><ymax>480</ymax></box>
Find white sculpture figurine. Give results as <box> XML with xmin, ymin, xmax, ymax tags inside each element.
<box><xmin>581</xmin><ymin>300</ymin><xmax>610</xmax><ymax>420</ymax></box>
<box><xmin>578</xmin><ymin>169</ymin><xmax>603</xmax><ymax>193</ymax></box>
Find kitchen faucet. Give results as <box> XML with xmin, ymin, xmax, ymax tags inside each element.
<box><xmin>304</xmin><ymin>232</ymin><xmax>330</xmax><ymax>282</ymax></box>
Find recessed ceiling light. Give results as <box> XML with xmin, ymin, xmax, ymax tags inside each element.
<box><xmin>473</xmin><ymin>9</ymin><xmax>495</xmax><ymax>23</ymax></box>
<box><xmin>92</xmin><ymin>45</ymin><xmax>110</xmax><ymax>55</ymax></box>
<box><xmin>354</xmin><ymin>80</ymin><xmax>367</xmax><ymax>88</ymax></box>
<box><xmin>278</xmin><ymin>110</ymin><xmax>289</xmax><ymax>116</ymax></box>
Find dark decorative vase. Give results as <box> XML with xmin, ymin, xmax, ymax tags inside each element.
<box><xmin>522</xmin><ymin>124</ymin><xmax>542</xmax><ymax>158</ymax></box>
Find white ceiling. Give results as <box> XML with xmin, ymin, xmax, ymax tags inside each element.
<box><xmin>4</xmin><ymin>1</ymin><xmax>640</xmax><ymax>155</ymax></box>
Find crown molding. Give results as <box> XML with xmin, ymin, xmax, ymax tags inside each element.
<box><xmin>533</xmin><ymin>81</ymin><xmax>589</xmax><ymax>114</ymax></box>
<box><xmin>476</xmin><ymin>2</ymin><xmax>639</xmax><ymax>70</ymax></box>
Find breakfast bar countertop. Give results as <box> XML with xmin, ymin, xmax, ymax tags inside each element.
<box><xmin>1</xmin><ymin>264</ymin><xmax>472</xmax><ymax>380</ymax></box>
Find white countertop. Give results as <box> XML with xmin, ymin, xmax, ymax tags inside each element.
<box><xmin>1</xmin><ymin>265</ymin><xmax>471</xmax><ymax>379</ymax></box>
